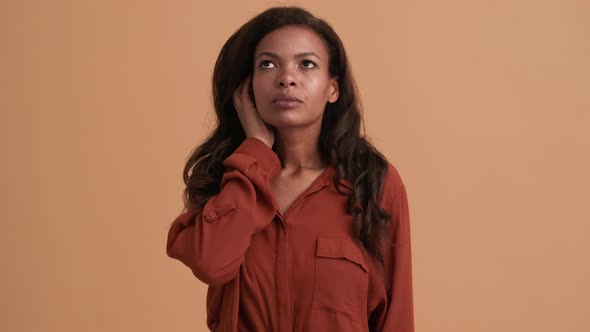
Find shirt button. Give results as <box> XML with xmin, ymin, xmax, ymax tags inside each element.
<box><xmin>209</xmin><ymin>212</ymin><xmax>216</xmax><ymax>218</ymax></box>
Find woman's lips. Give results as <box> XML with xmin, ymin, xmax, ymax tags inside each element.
<box><xmin>273</xmin><ymin>100</ymin><xmax>303</xmax><ymax>108</ymax></box>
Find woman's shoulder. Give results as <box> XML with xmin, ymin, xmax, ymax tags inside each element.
<box><xmin>379</xmin><ymin>160</ymin><xmax>407</xmax><ymax>209</ymax></box>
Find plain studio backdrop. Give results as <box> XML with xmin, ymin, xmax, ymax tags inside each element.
<box><xmin>1</xmin><ymin>0</ymin><xmax>589</xmax><ymax>331</ymax></box>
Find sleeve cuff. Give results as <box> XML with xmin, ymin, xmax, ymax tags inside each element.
<box><xmin>234</xmin><ymin>137</ymin><xmax>282</xmax><ymax>177</ymax></box>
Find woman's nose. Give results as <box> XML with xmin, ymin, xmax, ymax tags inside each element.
<box><xmin>276</xmin><ymin>69</ymin><xmax>297</xmax><ymax>87</ymax></box>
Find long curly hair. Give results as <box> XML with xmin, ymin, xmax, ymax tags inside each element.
<box><xmin>182</xmin><ymin>6</ymin><xmax>393</xmax><ymax>266</ymax></box>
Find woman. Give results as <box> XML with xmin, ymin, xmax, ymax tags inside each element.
<box><xmin>166</xmin><ymin>5</ymin><xmax>414</xmax><ymax>332</ymax></box>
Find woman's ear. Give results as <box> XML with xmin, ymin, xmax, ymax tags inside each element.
<box><xmin>328</xmin><ymin>77</ymin><xmax>339</xmax><ymax>103</ymax></box>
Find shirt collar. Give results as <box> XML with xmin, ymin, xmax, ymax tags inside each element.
<box><xmin>321</xmin><ymin>164</ymin><xmax>354</xmax><ymax>191</ymax></box>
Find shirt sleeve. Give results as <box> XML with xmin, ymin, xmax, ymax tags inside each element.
<box><xmin>371</xmin><ymin>175</ymin><xmax>415</xmax><ymax>331</ymax></box>
<box><xmin>166</xmin><ymin>137</ymin><xmax>281</xmax><ymax>286</ymax></box>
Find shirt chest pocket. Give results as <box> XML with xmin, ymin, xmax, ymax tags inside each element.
<box><xmin>311</xmin><ymin>235</ymin><xmax>369</xmax><ymax>323</ymax></box>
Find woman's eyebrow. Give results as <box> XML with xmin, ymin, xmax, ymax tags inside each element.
<box><xmin>255</xmin><ymin>51</ymin><xmax>321</xmax><ymax>61</ymax></box>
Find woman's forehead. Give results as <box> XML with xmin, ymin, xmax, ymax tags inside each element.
<box><xmin>254</xmin><ymin>26</ymin><xmax>328</xmax><ymax>60</ymax></box>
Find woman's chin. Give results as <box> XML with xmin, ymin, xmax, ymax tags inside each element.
<box><xmin>259</xmin><ymin>112</ymin><xmax>295</xmax><ymax>125</ymax></box>
<box><xmin>265</xmin><ymin>117</ymin><xmax>307</xmax><ymax>128</ymax></box>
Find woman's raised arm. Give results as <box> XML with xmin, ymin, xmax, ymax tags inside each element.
<box><xmin>166</xmin><ymin>136</ymin><xmax>280</xmax><ymax>285</ymax></box>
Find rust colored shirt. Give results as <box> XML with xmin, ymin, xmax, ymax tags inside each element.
<box><xmin>166</xmin><ymin>137</ymin><xmax>414</xmax><ymax>331</ymax></box>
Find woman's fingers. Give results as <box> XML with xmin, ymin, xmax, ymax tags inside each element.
<box><xmin>232</xmin><ymin>75</ymin><xmax>275</xmax><ymax>147</ymax></box>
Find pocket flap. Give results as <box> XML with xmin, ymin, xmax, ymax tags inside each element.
<box><xmin>316</xmin><ymin>235</ymin><xmax>368</xmax><ymax>272</ymax></box>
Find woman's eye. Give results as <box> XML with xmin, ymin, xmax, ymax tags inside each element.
<box><xmin>301</xmin><ymin>60</ymin><xmax>316</xmax><ymax>69</ymax></box>
<box><xmin>259</xmin><ymin>60</ymin><xmax>275</xmax><ymax>69</ymax></box>
<box><xmin>258</xmin><ymin>59</ymin><xmax>316</xmax><ymax>69</ymax></box>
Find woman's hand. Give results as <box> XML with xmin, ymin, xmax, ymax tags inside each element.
<box><xmin>233</xmin><ymin>75</ymin><xmax>275</xmax><ymax>148</ymax></box>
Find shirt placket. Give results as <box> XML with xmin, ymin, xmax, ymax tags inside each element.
<box><xmin>275</xmin><ymin>212</ymin><xmax>292</xmax><ymax>332</ymax></box>
<box><xmin>272</xmin><ymin>182</ymin><xmax>328</xmax><ymax>331</ymax></box>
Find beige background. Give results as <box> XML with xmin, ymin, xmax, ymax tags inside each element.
<box><xmin>2</xmin><ymin>0</ymin><xmax>589</xmax><ymax>331</ymax></box>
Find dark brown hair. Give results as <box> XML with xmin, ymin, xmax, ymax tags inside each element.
<box><xmin>182</xmin><ymin>6</ymin><xmax>393</xmax><ymax>265</ymax></box>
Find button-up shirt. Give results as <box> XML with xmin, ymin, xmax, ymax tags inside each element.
<box><xmin>166</xmin><ymin>137</ymin><xmax>414</xmax><ymax>331</ymax></box>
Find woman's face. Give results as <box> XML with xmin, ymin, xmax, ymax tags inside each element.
<box><xmin>251</xmin><ymin>25</ymin><xmax>339</xmax><ymax>129</ymax></box>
